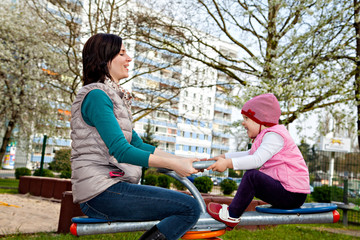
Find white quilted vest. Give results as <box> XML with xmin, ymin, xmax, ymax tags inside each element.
<box><xmin>70</xmin><ymin>83</ymin><xmax>141</xmax><ymax>204</ymax></box>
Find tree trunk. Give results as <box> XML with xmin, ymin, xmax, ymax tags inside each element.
<box><xmin>354</xmin><ymin>0</ymin><xmax>360</xmax><ymax>151</ymax></box>
<box><xmin>0</xmin><ymin>120</ymin><xmax>16</xmax><ymax>167</ymax></box>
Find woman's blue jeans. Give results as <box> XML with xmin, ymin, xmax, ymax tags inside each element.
<box><xmin>79</xmin><ymin>181</ymin><xmax>201</xmax><ymax>240</ymax></box>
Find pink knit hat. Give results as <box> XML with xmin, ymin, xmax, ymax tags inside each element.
<box><xmin>241</xmin><ymin>93</ymin><xmax>281</xmax><ymax>126</ymax></box>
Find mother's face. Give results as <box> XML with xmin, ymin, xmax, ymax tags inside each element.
<box><xmin>108</xmin><ymin>44</ymin><xmax>132</xmax><ymax>83</ymax></box>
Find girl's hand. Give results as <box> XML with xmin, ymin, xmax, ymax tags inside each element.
<box><xmin>207</xmin><ymin>157</ymin><xmax>232</xmax><ymax>172</ymax></box>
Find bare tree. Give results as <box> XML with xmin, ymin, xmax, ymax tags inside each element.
<box><xmin>353</xmin><ymin>0</ymin><xmax>360</xmax><ymax>150</ymax></box>
<box><xmin>130</xmin><ymin>0</ymin><xmax>355</xmax><ymax>126</ymax></box>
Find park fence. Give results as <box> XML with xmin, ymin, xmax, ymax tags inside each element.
<box><xmin>305</xmin><ymin>150</ymin><xmax>360</xmax><ymax>225</ymax></box>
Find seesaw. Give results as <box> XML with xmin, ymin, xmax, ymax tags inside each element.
<box><xmin>70</xmin><ymin>161</ymin><xmax>340</xmax><ymax>239</ymax></box>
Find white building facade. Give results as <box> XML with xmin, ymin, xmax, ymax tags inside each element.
<box><xmin>128</xmin><ymin>36</ymin><xmax>237</xmax><ymax>159</ymax></box>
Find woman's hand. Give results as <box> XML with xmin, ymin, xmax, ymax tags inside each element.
<box><xmin>206</xmin><ymin>156</ymin><xmax>232</xmax><ymax>172</ymax></box>
<box><xmin>173</xmin><ymin>158</ymin><xmax>199</xmax><ymax>177</ymax></box>
<box><xmin>149</xmin><ymin>150</ymin><xmax>199</xmax><ymax>177</ymax></box>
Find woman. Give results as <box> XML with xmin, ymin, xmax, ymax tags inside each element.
<box><xmin>70</xmin><ymin>33</ymin><xmax>201</xmax><ymax>240</ymax></box>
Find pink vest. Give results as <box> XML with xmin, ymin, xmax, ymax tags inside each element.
<box><xmin>250</xmin><ymin>125</ymin><xmax>310</xmax><ymax>194</ymax></box>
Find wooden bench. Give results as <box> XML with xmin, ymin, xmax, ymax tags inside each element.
<box><xmin>18</xmin><ymin>176</ymin><xmax>71</xmax><ymax>200</ymax></box>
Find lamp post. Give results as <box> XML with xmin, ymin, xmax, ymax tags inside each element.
<box><xmin>39</xmin><ymin>134</ymin><xmax>47</xmax><ymax>176</ymax></box>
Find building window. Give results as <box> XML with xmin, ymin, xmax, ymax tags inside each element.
<box><xmin>168</xmin><ymin>129</ymin><xmax>176</xmax><ymax>135</ymax></box>
<box><xmin>155</xmin><ymin>126</ymin><xmax>166</xmax><ymax>133</ymax></box>
<box><xmin>157</xmin><ymin>112</ymin><xmax>168</xmax><ymax>119</ymax></box>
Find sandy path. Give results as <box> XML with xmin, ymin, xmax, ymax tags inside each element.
<box><xmin>0</xmin><ymin>193</ymin><xmax>60</xmax><ymax>235</ymax></box>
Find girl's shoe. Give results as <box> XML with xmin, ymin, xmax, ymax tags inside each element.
<box><xmin>207</xmin><ymin>202</ymin><xmax>240</xmax><ymax>228</ymax></box>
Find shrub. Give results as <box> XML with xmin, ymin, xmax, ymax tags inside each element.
<box><xmin>145</xmin><ymin>167</ymin><xmax>161</xmax><ymax>176</ymax></box>
<box><xmin>228</xmin><ymin>169</ymin><xmax>241</xmax><ymax>178</ymax></box>
<box><xmin>33</xmin><ymin>168</ymin><xmax>55</xmax><ymax>177</ymax></box>
<box><xmin>194</xmin><ymin>176</ymin><xmax>213</xmax><ymax>193</ymax></box>
<box><xmin>48</xmin><ymin>148</ymin><xmax>71</xmax><ymax>172</ymax></box>
<box><xmin>60</xmin><ymin>170</ymin><xmax>71</xmax><ymax>179</ymax></box>
<box><xmin>173</xmin><ymin>179</ymin><xmax>186</xmax><ymax>190</ymax></box>
<box><xmin>220</xmin><ymin>178</ymin><xmax>237</xmax><ymax>195</ymax></box>
<box><xmin>312</xmin><ymin>185</ymin><xmax>343</xmax><ymax>203</ymax></box>
<box><xmin>15</xmin><ymin>167</ymin><xmax>31</xmax><ymax>179</ymax></box>
<box><xmin>157</xmin><ymin>175</ymin><xmax>172</xmax><ymax>189</ymax></box>
<box><xmin>144</xmin><ymin>174</ymin><xmax>158</xmax><ymax>186</ymax></box>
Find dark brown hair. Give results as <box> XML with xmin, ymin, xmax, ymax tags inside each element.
<box><xmin>82</xmin><ymin>33</ymin><xmax>123</xmax><ymax>85</ymax></box>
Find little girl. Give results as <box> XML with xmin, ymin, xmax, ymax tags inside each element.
<box><xmin>207</xmin><ymin>93</ymin><xmax>310</xmax><ymax>228</ymax></box>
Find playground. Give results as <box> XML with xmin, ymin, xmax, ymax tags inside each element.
<box><xmin>0</xmin><ymin>162</ymin><xmax>359</xmax><ymax>240</ymax></box>
<box><xmin>1</xmin><ymin>158</ymin><xmax>360</xmax><ymax>239</ymax></box>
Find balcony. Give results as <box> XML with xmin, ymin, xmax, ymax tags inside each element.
<box><xmin>213</xmin><ymin>118</ymin><xmax>231</xmax><ymax>126</ymax></box>
<box><xmin>138</xmin><ymin>118</ymin><xmax>177</xmax><ymax>128</ymax></box>
<box><xmin>214</xmin><ymin>104</ymin><xmax>232</xmax><ymax>114</ymax></box>
<box><xmin>211</xmin><ymin>144</ymin><xmax>230</xmax><ymax>151</ymax></box>
<box><xmin>135</xmin><ymin>55</ymin><xmax>182</xmax><ymax>73</ymax></box>
<box><xmin>132</xmin><ymin>86</ymin><xmax>180</xmax><ymax>102</ymax></box>
<box><xmin>138</xmin><ymin>72</ymin><xmax>180</xmax><ymax>88</ymax></box>
<box><xmin>132</xmin><ymin>100</ymin><xmax>179</xmax><ymax>116</ymax></box>
<box><xmin>212</xmin><ymin>131</ymin><xmax>231</xmax><ymax>138</ymax></box>
<box><xmin>154</xmin><ymin>135</ymin><xmax>176</xmax><ymax>143</ymax></box>
<box><xmin>33</xmin><ymin>137</ymin><xmax>71</xmax><ymax>147</ymax></box>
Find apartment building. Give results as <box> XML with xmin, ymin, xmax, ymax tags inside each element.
<box><xmin>128</xmin><ymin>36</ymin><xmax>237</xmax><ymax>159</ymax></box>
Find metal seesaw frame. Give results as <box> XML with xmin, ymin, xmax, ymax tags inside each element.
<box><xmin>70</xmin><ymin>161</ymin><xmax>340</xmax><ymax>239</ymax></box>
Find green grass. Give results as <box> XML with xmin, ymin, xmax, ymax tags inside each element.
<box><xmin>1</xmin><ymin>224</ymin><xmax>359</xmax><ymax>240</ymax></box>
<box><xmin>0</xmin><ymin>188</ymin><xmax>18</xmax><ymax>194</ymax></box>
<box><xmin>0</xmin><ymin>178</ymin><xmax>19</xmax><ymax>194</ymax></box>
<box><xmin>0</xmin><ymin>178</ymin><xmax>19</xmax><ymax>188</ymax></box>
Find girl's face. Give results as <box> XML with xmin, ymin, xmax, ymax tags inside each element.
<box><xmin>108</xmin><ymin>44</ymin><xmax>132</xmax><ymax>83</ymax></box>
<box><xmin>242</xmin><ymin>114</ymin><xmax>260</xmax><ymax>139</ymax></box>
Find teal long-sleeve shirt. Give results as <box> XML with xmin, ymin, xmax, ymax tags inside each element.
<box><xmin>81</xmin><ymin>89</ymin><xmax>155</xmax><ymax>167</ymax></box>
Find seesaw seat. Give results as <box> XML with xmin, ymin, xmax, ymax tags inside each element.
<box><xmin>71</xmin><ymin>202</ymin><xmax>338</xmax><ymax>225</ymax></box>
<box><xmin>71</xmin><ymin>203</ymin><xmax>338</xmax><ymax>224</ymax></box>
<box><xmin>72</xmin><ymin>216</ymin><xmax>112</xmax><ymax>224</ymax></box>
<box><xmin>256</xmin><ymin>203</ymin><xmax>338</xmax><ymax>214</ymax></box>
